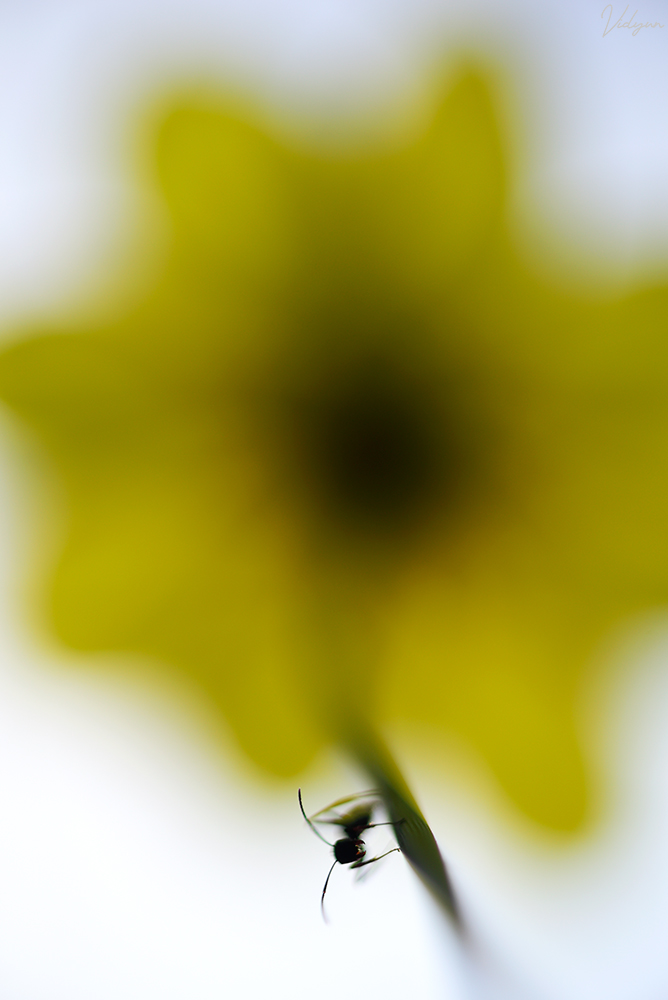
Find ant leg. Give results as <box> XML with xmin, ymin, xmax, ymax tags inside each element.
<box><xmin>363</xmin><ymin>818</ymin><xmax>407</xmax><ymax>830</ymax></box>
<box><xmin>351</xmin><ymin>847</ymin><xmax>401</xmax><ymax>869</ymax></box>
<box><xmin>298</xmin><ymin>789</ymin><xmax>334</xmax><ymax>847</ymax></box>
<box><xmin>321</xmin><ymin>860</ymin><xmax>338</xmax><ymax>922</ymax></box>
<box><xmin>309</xmin><ymin>790</ymin><xmax>380</xmax><ymax>820</ymax></box>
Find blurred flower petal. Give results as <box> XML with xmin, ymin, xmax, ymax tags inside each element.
<box><xmin>2</xmin><ymin>68</ymin><xmax>668</xmax><ymax>832</ymax></box>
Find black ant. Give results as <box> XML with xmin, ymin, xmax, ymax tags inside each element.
<box><xmin>298</xmin><ymin>788</ymin><xmax>403</xmax><ymax>919</ymax></box>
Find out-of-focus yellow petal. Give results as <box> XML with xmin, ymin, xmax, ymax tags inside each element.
<box><xmin>1</xmin><ymin>68</ymin><xmax>668</xmax><ymax>831</ymax></box>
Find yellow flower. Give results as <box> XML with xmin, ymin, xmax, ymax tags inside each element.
<box><xmin>0</xmin><ymin>66</ymin><xmax>667</xmax><ymax>852</ymax></box>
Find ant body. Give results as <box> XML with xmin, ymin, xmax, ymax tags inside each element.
<box><xmin>298</xmin><ymin>788</ymin><xmax>402</xmax><ymax>918</ymax></box>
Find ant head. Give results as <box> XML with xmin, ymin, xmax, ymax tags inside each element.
<box><xmin>334</xmin><ymin>838</ymin><xmax>366</xmax><ymax>865</ymax></box>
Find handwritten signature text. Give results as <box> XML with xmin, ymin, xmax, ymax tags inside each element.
<box><xmin>601</xmin><ymin>4</ymin><xmax>664</xmax><ymax>36</ymax></box>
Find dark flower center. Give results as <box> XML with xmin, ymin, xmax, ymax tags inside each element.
<box><xmin>288</xmin><ymin>350</ymin><xmax>472</xmax><ymax>538</ymax></box>
<box><xmin>313</xmin><ymin>365</ymin><xmax>439</xmax><ymax>521</ymax></box>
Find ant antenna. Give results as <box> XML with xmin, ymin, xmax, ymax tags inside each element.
<box><xmin>321</xmin><ymin>860</ymin><xmax>338</xmax><ymax>920</ymax></box>
<box><xmin>298</xmin><ymin>789</ymin><xmax>334</xmax><ymax>846</ymax></box>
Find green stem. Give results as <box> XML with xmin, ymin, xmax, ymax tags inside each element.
<box><xmin>343</xmin><ymin>722</ymin><xmax>462</xmax><ymax>927</ymax></box>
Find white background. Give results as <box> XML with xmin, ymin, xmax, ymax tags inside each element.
<box><xmin>0</xmin><ymin>1</ymin><xmax>667</xmax><ymax>997</ymax></box>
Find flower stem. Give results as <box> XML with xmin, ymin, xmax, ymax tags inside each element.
<box><xmin>343</xmin><ymin>723</ymin><xmax>462</xmax><ymax>927</ymax></box>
